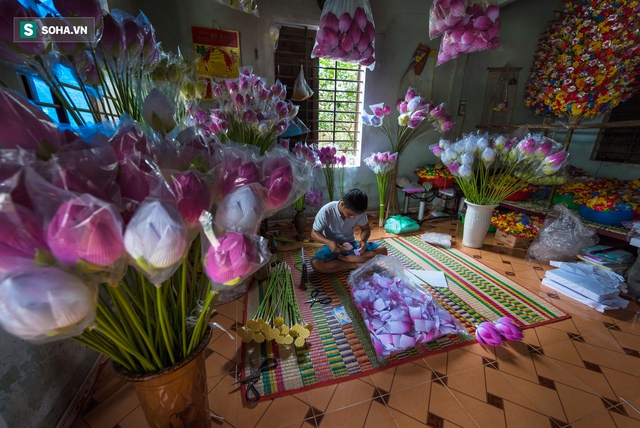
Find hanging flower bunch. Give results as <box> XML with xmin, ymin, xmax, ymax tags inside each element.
<box><xmin>364</xmin><ymin>152</ymin><xmax>398</xmax><ymax>225</ymax></box>
<box><xmin>316</xmin><ymin>145</ymin><xmax>346</xmax><ymax>202</ymax></box>
<box><xmin>431</xmin><ymin>133</ymin><xmax>569</xmax><ymax>205</ymax></box>
<box><xmin>362</xmin><ymin>87</ymin><xmax>454</xmax><ymax>156</ymax></box>
<box><xmin>193</xmin><ymin>68</ymin><xmax>299</xmax><ymax>154</ymax></box>
<box><xmin>238</xmin><ymin>261</ymin><xmax>313</xmax><ymax>348</ymax></box>
<box><xmin>524</xmin><ymin>0</ymin><xmax>640</xmax><ymax>121</ymax></box>
<box><xmin>414</xmin><ymin>163</ymin><xmax>455</xmax><ymax>181</ymax></box>
<box><xmin>491</xmin><ymin>211</ymin><xmax>544</xmax><ymax>239</ymax></box>
<box><xmin>292</xmin><ymin>142</ymin><xmax>319</xmax><ymax>211</ymax></box>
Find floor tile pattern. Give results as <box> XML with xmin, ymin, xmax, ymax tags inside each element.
<box><xmin>73</xmin><ymin>217</ymin><xmax>640</xmax><ymax>428</ymax></box>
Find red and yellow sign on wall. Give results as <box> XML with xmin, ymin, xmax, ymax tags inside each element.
<box><xmin>191</xmin><ymin>26</ymin><xmax>241</xmax><ymax>101</ymax></box>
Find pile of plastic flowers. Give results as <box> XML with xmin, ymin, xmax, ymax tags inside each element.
<box><xmin>491</xmin><ymin>211</ymin><xmax>544</xmax><ymax>239</ymax></box>
<box><xmin>414</xmin><ymin>163</ymin><xmax>454</xmax><ymax>181</ymax></box>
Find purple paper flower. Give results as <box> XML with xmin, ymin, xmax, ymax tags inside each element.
<box><xmin>448</xmin><ymin>162</ymin><xmax>460</xmax><ymax>175</ymax></box>
<box><xmin>431</xmin><ymin>145</ymin><xmax>443</xmax><ymax>157</ymax></box>
<box><xmin>441</xmin><ymin>120</ymin><xmax>455</xmax><ymax>132</ymax></box>
<box><xmin>171</xmin><ymin>171</ymin><xmax>212</xmax><ymax>228</ymax></box>
<box><xmin>205</xmin><ymin>232</ymin><xmax>257</xmax><ymax>284</ymax></box>
<box><xmin>518</xmin><ymin>138</ymin><xmax>537</xmax><ymax>158</ymax></box>
<box><xmin>475</xmin><ymin>322</ymin><xmax>504</xmax><ymax>346</ymax></box>
<box><xmin>47</xmin><ymin>195</ymin><xmax>125</xmax><ymax>267</ymax></box>
<box><xmin>534</xmin><ymin>141</ymin><xmax>553</xmax><ymax>159</ymax></box>
<box><xmin>0</xmin><ymin>204</ymin><xmax>47</xmax><ymax>269</ymax></box>
<box><xmin>493</xmin><ymin>317</ymin><xmax>524</xmax><ymax>341</ymax></box>
<box><xmin>541</xmin><ymin>151</ymin><xmax>568</xmax><ymax>174</ymax></box>
<box><xmin>405</xmin><ymin>88</ymin><xmax>416</xmax><ymax>100</ymax></box>
<box><xmin>99</xmin><ymin>13</ymin><xmax>126</xmax><ymax>60</ymax></box>
<box><xmin>383</xmin><ymin>106</ymin><xmax>391</xmax><ymax>115</ymax></box>
<box><xmin>263</xmin><ymin>164</ymin><xmax>293</xmax><ymax>211</ymax></box>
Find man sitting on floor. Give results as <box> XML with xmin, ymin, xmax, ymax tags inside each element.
<box><xmin>310</xmin><ymin>189</ymin><xmax>388</xmax><ymax>274</ymax></box>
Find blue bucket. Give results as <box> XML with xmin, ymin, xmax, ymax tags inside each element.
<box><xmin>578</xmin><ymin>205</ymin><xmax>635</xmax><ymax>226</ymax></box>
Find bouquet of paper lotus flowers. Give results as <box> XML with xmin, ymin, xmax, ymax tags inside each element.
<box><xmin>316</xmin><ymin>145</ymin><xmax>347</xmax><ymax>202</ymax></box>
<box><xmin>364</xmin><ymin>152</ymin><xmax>398</xmax><ymax>226</ymax></box>
<box><xmin>291</xmin><ymin>141</ymin><xmax>319</xmax><ymax>211</ymax></box>
<box><xmin>192</xmin><ymin>68</ymin><xmax>299</xmax><ymax>154</ymax></box>
<box><xmin>362</xmin><ymin>87</ymin><xmax>453</xmax><ymax>157</ymax></box>
<box><xmin>430</xmin><ymin>133</ymin><xmax>570</xmax><ymax>205</ymax></box>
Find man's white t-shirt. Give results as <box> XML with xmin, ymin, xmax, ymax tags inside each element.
<box><xmin>312</xmin><ymin>201</ymin><xmax>368</xmax><ymax>243</ymax></box>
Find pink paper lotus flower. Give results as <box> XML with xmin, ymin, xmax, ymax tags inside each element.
<box><xmin>0</xmin><ymin>204</ymin><xmax>47</xmax><ymax>270</ymax></box>
<box><xmin>170</xmin><ymin>171</ymin><xmax>212</xmax><ymax>228</ymax></box>
<box><xmin>541</xmin><ymin>151</ymin><xmax>568</xmax><ymax>174</ymax></box>
<box><xmin>493</xmin><ymin>317</ymin><xmax>524</xmax><ymax>341</ymax></box>
<box><xmin>263</xmin><ymin>163</ymin><xmax>293</xmax><ymax>211</ymax></box>
<box><xmin>142</xmin><ymin>88</ymin><xmax>176</xmax><ymax>134</ymax></box>
<box><xmin>534</xmin><ymin>141</ymin><xmax>553</xmax><ymax>159</ymax></box>
<box><xmin>448</xmin><ymin>161</ymin><xmax>460</xmax><ymax>175</ymax></box>
<box><xmin>205</xmin><ymin>231</ymin><xmax>256</xmax><ymax>284</ymax></box>
<box><xmin>475</xmin><ymin>321</ymin><xmax>504</xmax><ymax>346</ymax></box>
<box><xmin>47</xmin><ymin>195</ymin><xmax>125</xmax><ymax>267</ymax></box>
<box><xmin>99</xmin><ymin>13</ymin><xmax>126</xmax><ymax>60</ymax></box>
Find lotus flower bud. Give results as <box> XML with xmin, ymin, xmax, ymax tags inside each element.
<box><xmin>481</xmin><ymin>147</ymin><xmax>496</xmax><ymax>166</ymax></box>
<box><xmin>461</xmin><ymin>152</ymin><xmax>474</xmax><ymax>165</ymax></box>
<box><xmin>431</xmin><ymin>145</ymin><xmax>444</xmax><ymax>157</ymax></box>
<box><xmin>339</xmin><ymin>13</ymin><xmax>352</xmax><ymax>33</ymax></box>
<box><xmin>171</xmin><ymin>171</ymin><xmax>212</xmax><ymax>228</ymax></box>
<box><xmin>442</xmin><ymin>148</ymin><xmax>457</xmax><ymax>166</ymax></box>
<box><xmin>348</xmin><ymin>21</ymin><xmax>362</xmax><ymax>44</ymax></box>
<box><xmin>475</xmin><ymin>322</ymin><xmax>504</xmax><ymax>346</ymax></box>
<box><xmin>340</xmin><ymin>34</ymin><xmax>355</xmax><ymax>52</ymax></box>
<box><xmin>215</xmin><ymin>185</ymin><xmax>265</xmax><ymax>234</ymax></box>
<box><xmin>476</xmin><ymin>137</ymin><xmax>489</xmax><ymax>152</ymax></box>
<box><xmin>0</xmin><ymin>267</ymin><xmax>96</xmax><ymax>341</ymax></box>
<box><xmin>534</xmin><ymin>141</ymin><xmax>553</xmax><ymax>159</ymax></box>
<box><xmin>494</xmin><ymin>135</ymin><xmax>507</xmax><ymax>150</ymax></box>
<box><xmin>541</xmin><ymin>151</ymin><xmax>568</xmax><ymax>174</ymax></box>
<box><xmin>389</xmin><ymin>153</ymin><xmax>398</xmax><ymax>163</ymax></box>
<box><xmin>124</xmin><ymin>200</ymin><xmax>187</xmax><ymax>280</ymax></box>
<box><xmin>205</xmin><ymin>232</ymin><xmax>258</xmax><ymax>285</ymax></box>
<box><xmin>474</xmin><ymin>16</ymin><xmax>492</xmax><ymax>30</ymax></box>
<box><xmin>383</xmin><ymin>105</ymin><xmax>391</xmax><ymax>115</ymax></box>
<box><xmin>458</xmin><ymin>164</ymin><xmax>472</xmax><ymax>180</ymax></box>
<box><xmin>441</xmin><ymin>120</ymin><xmax>455</xmax><ymax>132</ymax></box>
<box><xmin>354</xmin><ymin>7</ymin><xmax>368</xmax><ymax>31</ymax></box>
<box><xmin>142</xmin><ymin>88</ymin><xmax>176</xmax><ymax>134</ymax></box>
<box><xmin>99</xmin><ymin>13</ymin><xmax>126</xmax><ymax>60</ymax></box>
<box><xmin>47</xmin><ymin>195</ymin><xmax>125</xmax><ymax>267</ymax></box>
<box><xmin>398</xmin><ymin>113</ymin><xmax>410</xmax><ymax>126</ymax></box>
<box><xmin>356</xmin><ymin>35</ymin><xmax>370</xmax><ymax>53</ymax></box>
<box><xmin>486</xmin><ymin>5</ymin><xmax>500</xmax><ymax>22</ymax></box>
<box><xmin>264</xmin><ymin>163</ymin><xmax>293</xmax><ymax>211</ymax></box>
<box><xmin>493</xmin><ymin>317</ymin><xmax>523</xmax><ymax>341</ymax></box>
<box><xmin>0</xmin><ymin>205</ymin><xmax>47</xmax><ymax>270</ymax></box>
<box><xmin>324</xmin><ymin>12</ymin><xmax>340</xmax><ymax>32</ymax></box>
<box><xmin>449</xmin><ymin>161</ymin><xmax>460</xmax><ymax>174</ymax></box>
<box><xmin>518</xmin><ymin>138</ymin><xmax>537</xmax><ymax>158</ymax></box>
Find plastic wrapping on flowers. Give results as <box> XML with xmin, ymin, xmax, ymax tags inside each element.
<box><xmin>347</xmin><ymin>255</ymin><xmax>463</xmax><ymax>358</ymax></box>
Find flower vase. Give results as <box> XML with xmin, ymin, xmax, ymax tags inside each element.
<box><xmin>462</xmin><ymin>202</ymin><xmax>499</xmax><ymax>248</ymax></box>
<box><xmin>294</xmin><ymin>209</ymin><xmax>306</xmax><ymax>241</ymax></box>
<box><xmin>113</xmin><ymin>328</ymin><xmax>213</xmax><ymax>428</ymax></box>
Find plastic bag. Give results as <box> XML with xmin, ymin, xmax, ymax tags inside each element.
<box><xmin>347</xmin><ymin>255</ymin><xmax>461</xmax><ymax>357</ymax></box>
<box><xmin>526</xmin><ymin>204</ymin><xmax>599</xmax><ymax>262</ymax></box>
<box><xmin>0</xmin><ymin>266</ymin><xmax>97</xmax><ymax>342</ymax></box>
<box><xmin>199</xmin><ymin>212</ymin><xmax>270</xmax><ymax>290</ymax></box>
<box><xmin>269</xmin><ymin>24</ymin><xmax>281</xmax><ymax>52</ymax></box>
<box><xmin>215</xmin><ymin>0</ymin><xmax>259</xmax><ymax>16</ymax></box>
<box><xmin>625</xmin><ymin>253</ymin><xmax>640</xmax><ymax>300</ymax></box>
<box><xmin>305</xmin><ymin>169</ymin><xmax>324</xmax><ymax>207</ymax></box>
<box><xmin>384</xmin><ymin>215</ymin><xmax>420</xmax><ymax>235</ymax></box>
<box><xmin>429</xmin><ymin>0</ymin><xmax>469</xmax><ymax>39</ymax></box>
<box><xmin>421</xmin><ymin>232</ymin><xmax>452</xmax><ymax>248</ymax></box>
<box><xmin>215</xmin><ymin>183</ymin><xmax>266</xmax><ymax>234</ymax></box>
<box><xmin>436</xmin><ymin>0</ymin><xmax>501</xmax><ymax>65</ymax></box>
<box><xmin>292</xmin><ymin>66</ymin><xmax>314</xmax><ymax>102</ymax></box>
<box><xmin>311</xmin><ymin>0</ymin><xmax>376</xmax><ymax>70</ymax></box>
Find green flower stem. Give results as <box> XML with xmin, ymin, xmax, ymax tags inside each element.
<box><xmin>187</xmin><ymin>287</ymin><xmax>218</xmax><ymax>354</ymax></box>
<box><xmin>156</xmin><ymin>285</ymin><xmax>176</xmax><ymax>365</ymax></box>
<box><xmin>180</xmin><ymin>257</ymin><xmax>188</xmax><ymax>357</ymax></box>
<box><xmin>72</xmin><ymin>335</ymin><xmax>133</xmax><ymax>371</ymax></box>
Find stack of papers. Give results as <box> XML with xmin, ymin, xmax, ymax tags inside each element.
<box><xmin>542</xmin><ymin>261</ymin><xmax>629</xmax><ymax>313</ymax></box>
<box><xmin>408</xmin><ymin>269</ymin><xmax>448</xmax><ymax>289</ymax></box>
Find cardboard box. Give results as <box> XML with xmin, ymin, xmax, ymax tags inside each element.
<box><xmin>495</xmin><ymin>229</ymin><xmax>534</xmax><ymax>248</ymax></box>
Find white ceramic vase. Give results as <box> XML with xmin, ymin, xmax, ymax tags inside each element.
<box><xmin>462</xmin><ymin>202</ymin><xmax>498</xmax><ymax>248</ymax></box>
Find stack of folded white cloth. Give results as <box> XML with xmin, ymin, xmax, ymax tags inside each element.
<box><xmin>542</xmin><ymin>261</ymin><xmax>629</xmax><ymax>313</ymax></box>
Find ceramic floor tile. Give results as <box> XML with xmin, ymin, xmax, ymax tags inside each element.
<box><xmin>555</xmin><ymin>382</ymin><xmax>608</xmax><ymax>423</ymax></box>
<box><xmin>70</xmin><ymin>418</ymin><xmax>91</xmax><ymax>428</ymax></box>
<box><xmin>447</xmin><ymin>387</ymin><xmax>507</xmax><ymax>428</ymax></box>
<box><xmin>205</xmin><ymin>351</ymin><xmax>236</xmax><ymax>378</ymax></box>
<box><xmin>610</xmin><ymin>328</ymin><xmax>640</xmax><ymax>353</ymax></box>
<box><xmin>236</xmin><ymin>394</ymin><xmax>272</xmax><ymax>428</ymax></box>
<box><xmin>521</xmin><ymin>328</ymin><xmax>540</xmax><ymax>347</ymax></box>
<box><xmin>215</xmin><ymin>335</ymin><xmax>241</xmax><ymax>364</ymax></box>
<box><xmin>363</xmin><ymin>401</ymin><xmax>398</xmax><ymax>428</ymax></box>
<box><xmin>117</xmin><ymin>406</ymin><xmax>146</xmax><ymax>428</ymax></box>
<box><xmin>538</xmin><ymin>334</ymin><xmax>585</xmax><ymax>366</ymax></box>
<box><xmin>620</xmin><ymin>396</ymin><xmax>640</xmax><ymax>422</ymax></box>
<box><xmin>208</xmin><ymin>375</ymin><xmax>238</xmax><ymax>426</ymax></box>
<box><xmin>570</xmin><ymin>409</ymin><xmax>617</xmax><ymax>428</ymax></box>
<box><xmin>209</xmin><ymin>313</ymin><xmax>237</xmax><ymax>344</ymax></box>
<box><xmin>443</xmin><ymin>422</ymin><xmax>464</xmax><ymax>428</ymax></box>
<box><xmin>610</xmin><ymin>411</ymin><xmax>640</xmax><ymax>428</ymax></box>
<box><xmin>599</xmin><ymin>367</ymin><xmax>640</xmax><ymax>400</ymax></box>
<box><xmin>544</xmin><ymin>319</ymin><xmax>580</xmax><ymax>335</ymax></box>
<box><xmin>90</xmin><ymin>364</ymin><xmax>127</xmax><ymax>403</ymax></box>
<box><xmin>616</xmin><ymin>317</ymin><xmax>640</xmax><ymax>337</ymax></box>
<box><xmin>318</xmin><ymin>401</ymin><xmax>371</xmax><ymax>428</ymax></box>
<box><xmin>306</xmin><ymin>384</ymin><xmax>337</xmax><ymax>413</ymax></box>
<box><xmin>445</xmin><ymin>365</ymin><xmax>486</xmax><ymax>402</ymax></box>
<box><xmin>502</xmin><ymin>401</ymin><xmax>550</xmax><ymax>428</ymax></box>
<box><xmin>459</xmin><ymin>343</ymin><xmax>498</xmax><ymax>361</ymax></box>
<box><xmin>424</xmin><ymin>351</ymin><xmax>449</xmax><ymax>374</ymax></box>
<box><xmin>388</xmin><ymin>408</ymin><xmax>428</xmax><ymax>427</ymax></box>
<box><xmin>573</xmin><ymin>341</ymin><xmax>640</xmax><ymax>377</ymax></box>
<box><xmin>494</xmin><ymin>352</ymin><xmax>538</xmax><ymax>384</ymax></box>
<box><xmin>82</xmin><ymin>382</ymin><xmax>139</xmax><ymax>428</ymax></box>
<box><xmin>479</xmin><ymin>250</ymin><xmax>503</xmax><ymax>263</ymax></box>
<box><xmin>484</xmin><ymin>366</ymin><xmax>567</xmax><ymax>422</ymax></box>
<box><xmin>531</xmin><ymin>353</ymin><xmax>617</xmax><ymax>401</ymax></box>
<box><xmin>324</xmin><ymin>379</ymin><xmax>377</xmax><ymax>413</ymax></box>
<box><xmin>255</xmin><ymin>395</ymin><xmax>311</xmax><ymax>428</ymax></box>
<box><xmin>577</xmin><ymin>325</ymin><xmax>624</xmax><ymax>353</ymax></box>
<box><xmin>387</xmin><ymin>381</ymin><xmax>432</xmax><ymax>423</ymax></box>
<box><xmin>215</xmin><ymin>300</ymin><xmax>239</xmax><ymax>322</ymax></box>
<box><xmin>428</xmin><ymin>383</ymin><xmax>481</xmax><ymax>428</ymax></box>
<box><xmin>367</xmin><ymin>366</ymin><xmax>396</xmax><ymax>392</ymax></box>
<box><xmin>391</xmin><ymin>361</ymin><xmax>433</xmax><ymax>391</ymax></box>
<box><xmin>446</xmin><ymin>348</ymin><xmax>486</xmax><ymax>376</ymax></box>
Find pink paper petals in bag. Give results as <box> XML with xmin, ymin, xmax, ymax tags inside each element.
<box><xmin>205</xmin><ymin>231</ymin><xmax>256</xmax><ymax>285</ymax></box>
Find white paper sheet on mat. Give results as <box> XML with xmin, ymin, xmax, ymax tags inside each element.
<box><xmin>408</xmin><ymin>269</ymin><xmax>448</xmax><ymax>288</ymax></box>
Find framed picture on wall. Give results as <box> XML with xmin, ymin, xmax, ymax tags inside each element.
<box><xmin>191</xmin><ymin>26</ymin><xmax>241</xmax><ymax>101</ymax></box>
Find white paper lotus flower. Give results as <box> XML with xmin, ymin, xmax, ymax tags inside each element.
<box><xmin>142</xmin><ymin>88</ymin><xmax>176</xmax><ymax>134</ymax></box>
<box><xmin>124</xmin><ymin>200</ymin><xmax>187</xmax><ymax>282</ymax></box>
<box><xmin>0</xmin><ymin>267</ymin><xmax>96</xmax><ymax>341</ymax></box>
<box><xmin>215</xmin><ymin>184</ymin><xmax>266</xmax><ymax>234</ymax></box>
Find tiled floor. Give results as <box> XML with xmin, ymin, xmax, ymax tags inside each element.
<box><xmin>73</xmin><ymin>217</ymin><xmax>640</xmax><ymax>428</ymax></box>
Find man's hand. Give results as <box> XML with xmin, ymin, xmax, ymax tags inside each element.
<box><xmin>358</xmin><ymin>241</ymin><xmax>368</xmax><ymax>253</ymax></box>
<box><xmin>328</xmin><ymin>241</ymin><xmax>341</xmax><ymax>253</ymax></box>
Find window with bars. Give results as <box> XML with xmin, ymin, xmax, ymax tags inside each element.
<box><xmin>21</xmin><ymin>64</ymin><xmax>118</xmax><ymax>127</ymax></box>
<box><xmin>591</xmin><ymin>92</ymin><xmax>640</xmax><ymax>164</ymax></box>
<box><xmin>274</xmin><ymin>25</ymin><xmax>365</xmax><ymax>163</ymax></box>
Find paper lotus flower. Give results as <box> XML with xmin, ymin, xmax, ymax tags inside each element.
<box><xmin>264</xmin><ymin>163</ymin><xmax>293</xmax><ymax>211</ymax></box>
<box><xmin>0</xmin><ymin>204</ymin><xmax>48</xmax><ymax>269</ymax></box>
<box><xmin>46</xmin><ymin>195</ymin><xmax>125</xmax><ymax>267</ymax></box>
<box><xmin>215</xmin><ymin>185</ymin><xmax>266</xmax><ymax>234</ymax></box>
<box><xmin>220</xmin><ymin>159</ymin><xmax>260</xmax><ymax>199</ymax></box>
<box><xmin>124</xmin><ymin>200</ymin><xmax>187</xmax><ymax>283</ymax></box>
<box><xmin>142</xmin><ymin>88</ymin><xmax>176</xmax><ymax>134</ymax></box>
<box><xmin>0</xmin><ymin>267</ymin><xmax>96</xmax><ymax>341</ymax></box>
<box><xmin>493</xmin><ymin>317</ymin><xmax>524</xmax><ymax>341</ymax></box>
<box><xmin>204</xmin><ymin>232</ymin><xmax>256</xmax><ymax>285</ymax></box>
<box><xmin>475</xmin><ymin>321</ymin><xmax>504</xmax><ymax>346</ymax></box>
<box><xmin>171</xmin><ymin>171</ymin><xmax>212</xmax><ymax>228</ymax></box>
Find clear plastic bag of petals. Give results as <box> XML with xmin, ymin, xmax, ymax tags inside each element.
<box><xmin>347</xmin><ymin>255</ymin><xmax>462</xmax><ymax>358</ymax></box>
<box><xmin>199</xmin><ymin>212</ymin><xmax>271</xmax><ymax>291</ymax></box>
<box><xmin>292</xmin><ymin>65</ymin><xmax>314</xmax><ymax>101</ymax></box>
<box><xmin>23</xmin><ymin>170</ymin><xmax>128</xmax><ymax>284</ymax></box>
<box><xmin>436</xmin><ymin>0</ymin><xmax>501</xmax><ymax>65</ymax></box>
<box><xmin>429</xmin><ymin>0</ymin><xmax>469</xmax><ymax>39</ymax></box>
<box><xmin>216</xmin><ymin>0</ymin><xmax>259</xmax><ymax>16</ymax></box>
<box><xmin>0</xmin><ymin>265</ymin><xmax>98</xmax><ymax>343</ymax></box>
<box><xmin>311</xmin><ymin>0</ymin><xmax>376</xmax><ymax>70</ymax></box>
